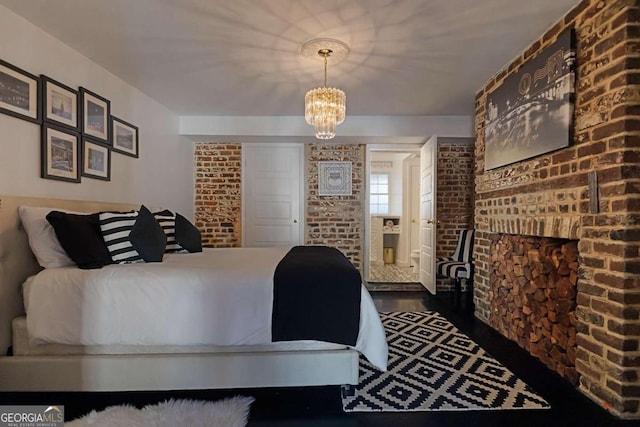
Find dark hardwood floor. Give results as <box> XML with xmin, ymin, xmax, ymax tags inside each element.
<box><xmin>1</xmin><ymin>290</ymin><xmax>636</xmax><ymax>426</ymax></box>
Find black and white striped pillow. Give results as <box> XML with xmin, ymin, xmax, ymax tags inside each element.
<box><xmin>154</xmin><ymin>210</ymin><xmax>185</xmax><ymax>253</ymax></box>
<box><xmin>98</xmin><ymin>211</ymin><xmax>143</xmax><ymax>263</ymax></box>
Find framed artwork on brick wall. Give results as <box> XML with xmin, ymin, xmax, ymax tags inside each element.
<box><xmin>484</xmin><ymin>28</ymin><xmax>576</xmax><ymax>170</ymax></box>
<box><xmin>318</xmin><ymin>161</ymin><xmax>352</xmax><ymax>196</ymax></box>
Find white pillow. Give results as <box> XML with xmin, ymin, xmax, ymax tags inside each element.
<box><xmin>18</xmin><ymin>206</ymin><xmax>77</xmax><ymax>269</ymax></box>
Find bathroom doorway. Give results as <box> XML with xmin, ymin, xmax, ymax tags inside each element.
<box><xmin>366</xmin><ymin>148</ymin><xmax>421</xmax><ymax>286</ymax></box>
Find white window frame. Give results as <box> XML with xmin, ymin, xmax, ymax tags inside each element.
<box><xmin>370</xmin><ymin>172</ymin><xmax>390</xmax><ymax>215</ymax></box>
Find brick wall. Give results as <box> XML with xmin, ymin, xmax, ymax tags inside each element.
<box><xmin>194</xmin><ymin>143</ymin><xmax>242</xmax><ymax>247</ymax></box>
<box><xmin>474</xmin><ymin>0</ymin><xmax>640</xmax><ymax>418</ymax></box>
<box><xmin>194</xmin><ymin>142</ymin><xmax>366</xmax><ymax>270</ymax></box>
<box><xmin>436</xmin><ymin>140</ymin><xmax>475</xmax><ymax>291</ymax></box>
<box><xmin>305</xmin><ymin>144</ymin><xmax>365</xmax><ymax>272</ymax></box>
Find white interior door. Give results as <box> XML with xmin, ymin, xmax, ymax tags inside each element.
<box><xmin>243</xmin><ymin>143</ymin><xmax>303</xmax><ymax>247</ymax></box>
<box><xmin>420</xmin><ymin>137</ymin><xmax>437</xmax><ymax>293</ymax></box>
<box><xmin>408</xmin><ymin>157</ymin><xmax>420</xmax><ymax>255</ymax></box>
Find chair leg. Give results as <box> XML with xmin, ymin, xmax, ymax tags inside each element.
<box><xmin>454</xmin><ymin>278</ymin><xmax>462</xmax><ymax>307</ymax></box>
<box><xmin>447</xmin><ymin>278</ymin><xmax>456</xmax><ymax>304</ymax></box>
<box><xmin>466</xmin><ymin>279</ymin><xmax>474</xmax><ymax>308</ymax></box>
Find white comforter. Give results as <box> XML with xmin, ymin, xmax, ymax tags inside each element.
<box><xmin>24</xmin><ymin>247</ymin><xmax>388</xmax><ymax>370</ymax></box>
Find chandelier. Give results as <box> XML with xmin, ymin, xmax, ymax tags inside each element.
<box><xmin>302</xmin><ymin>39</ymin><xmax>349</xmax><ymax>140</ymax></box>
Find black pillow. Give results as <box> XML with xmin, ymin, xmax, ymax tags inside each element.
<box><xmin>129</xmin><ymin>205</ymin><xmax>167</xmax><ymax>262</ymax></box>
<box><xmin>46</xmin><ymin>211</ymin><xmax>113</xmax><ymax>269</ymax></box>
<box><xmin>175</xmin><ymin>213</ymin><xmax>202</xmax><ymax>253</ymax></box>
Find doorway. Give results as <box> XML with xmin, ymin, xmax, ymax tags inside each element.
<box><xmin>366</xmin><ymin>148</ymin><xmax>422</xmax><ymax>286</ymax></box>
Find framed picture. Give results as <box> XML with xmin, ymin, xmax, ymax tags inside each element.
<box><xmin>82</xmin><ymin>137</ymin><xmax>111</xmax><ymax>181</ymax></box>
<box><xmin>41</xmin><ymin>123</ymin><xmax>80</xmax><ymax>183</ymax></box>
<box><xmin>80</xmin><ymin>87</ymin><xmax>110</xmax><ymax>143</ymax></box>
<box><xmin>111</xmin><ymin>116</ymin><xmax>139</xmax><ymax>158</ymax></box>
<box><xmin>0</xmin><ymin>59</ymin><xmax>41</xmax><ymax>123</ymax></box>
<box><xmin>318</xmin><ymin>161</ymin><xmax>352</xmax><ymax>196</ymax></box>
<box><xmin>485</xmin><ymin>28</ymin><xmax>576</xmax><ymax>170</ymax></box>
<box><xmin>41</xmin><ymin>75</ymin><xmax>78</xmax><ymax>129</ymax></box>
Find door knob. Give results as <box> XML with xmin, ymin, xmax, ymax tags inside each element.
<box><xmin>293</xmin><ymin>219</ymin><xmax>298</xmax><ymax>223</ymax></box>
<box><xmin>427</xmin><ymin>219</ymin><xmax>434</xmax><ymax>224</ymax></box>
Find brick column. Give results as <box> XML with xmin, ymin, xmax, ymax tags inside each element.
<box><xmin>194</xmin><ymin>143</ymin><xmax>242</xmax><ymax>247</ymax></box>
<box><xmin>436</xmin><ymin>141</ymin><xmax>475</xmax><ymax>290</ymax></box>
<box><xmin>305</xmin><ymin>144</ymin><xmax>365</xmax><ymax>272</ymax></box>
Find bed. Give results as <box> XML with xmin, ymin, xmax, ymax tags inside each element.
<box><xmin>0</xmin><ymin>195</ymin><xmax>387</xmax><ymax>392</ymax></box>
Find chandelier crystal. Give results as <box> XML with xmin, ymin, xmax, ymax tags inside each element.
<box><xmin>304</xmin><ymin>48</ymin><xmax>346</xmax><ymax>140</ymax></box>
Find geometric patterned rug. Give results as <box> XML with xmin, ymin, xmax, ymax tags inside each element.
<box><xmin>342</xmin><ymin>312</ymin><xmax>550</xmax><ymax>412</ymax></box>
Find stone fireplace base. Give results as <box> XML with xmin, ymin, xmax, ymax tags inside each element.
<box><xmin>489</xmin><ymin>234</ymin><xmax>579</xmax><ymax>385</ymax></box>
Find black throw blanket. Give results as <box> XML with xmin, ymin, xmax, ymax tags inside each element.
<box><xmin>272</xmin><ymin>246</ymin><xmax>361</xmax><ymax>346</ymax></box>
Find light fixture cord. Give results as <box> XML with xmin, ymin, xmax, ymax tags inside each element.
<box><xmin>323</xmin><ymin>54</ymin><xmax>328</xmax><ymax>87</ymax></box>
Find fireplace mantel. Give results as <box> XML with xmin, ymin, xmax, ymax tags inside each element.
<box><xmin>487</xmin><ymin>207</ymin><xmax>581</xmax><ymax>241</ymax></box>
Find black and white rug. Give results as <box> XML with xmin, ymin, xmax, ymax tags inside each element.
<box><xmin>342</xmin><ymin>312</ymin><xmax>549</xmax><ymax>412</ymax></box>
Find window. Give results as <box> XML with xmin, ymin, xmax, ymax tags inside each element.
<box><xmin>370</xmin><ymin>173</ymin><xmax>389</xmax><ymax>214</ymax></box>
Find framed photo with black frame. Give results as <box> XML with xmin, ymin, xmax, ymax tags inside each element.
<box><xmin>41</xmin><ymin>75</ymin><xmax>79</xmax><ymax>130</ymax></box>
<box><xmin>111</xmin><ymin>116</ymin><xmax>139</xmax><ymax>158</ymax></box>
<box><xmin>41</xmin><ymin>123</ymin><xmax>81</xmax><ymax>183</ymax></box>
<box><xmin>82</xmin><ymin>137</ymin><xmax>111</xmax><ymax>181</ymax></box>
<box><xmin>80</xmin><ymin>87</ymin><xmax>110</xmax><ymax>143</ymax></box>
<box><xmin>0</xmin><ymin>59</ymin><xmax>41</xmax><ymax>124</ymax></box>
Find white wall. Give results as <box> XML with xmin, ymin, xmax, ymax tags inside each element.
<box><xmin>0</xmin><ymin>6</ymin><xmax>194</xmax><ymax>218</ymax></box>
<box><xmin>370</xmin><ymin>152</ymin><xmax>410</xmax><ymax>216</ymax></box>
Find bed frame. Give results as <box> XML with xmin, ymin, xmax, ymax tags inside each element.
<box><xmin>0</xmin><ymin>195</ymin><xmax>359</xmax><ymax>391</ymax></box>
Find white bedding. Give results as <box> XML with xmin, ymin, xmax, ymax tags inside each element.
<box><xmin>24</xmin><ymin>247</ymin><xmax>388</xmax><ymax>370</ymax></box>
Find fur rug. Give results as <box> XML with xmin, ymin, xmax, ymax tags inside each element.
<box><xmin>66</xmin><ymin>396</ymin><xmax>255</xmax><ymax>427</ymax></box>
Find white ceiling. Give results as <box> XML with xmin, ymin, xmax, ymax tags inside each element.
<box><xmin>2</xmin><ymin>0</ymin><xmax>579</xmax><ymax>121</ymax></box>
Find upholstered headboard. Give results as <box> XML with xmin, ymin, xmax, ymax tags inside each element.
<box><xmin>0</xmin><ymin>195</ymin><xmax>143</xmax><ymax>354</ymax></box>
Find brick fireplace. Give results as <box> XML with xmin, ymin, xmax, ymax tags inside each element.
<box><xmin>474</xmin><ymin>0</ymin><xmax>640</xmax><ymax>419</ymax></box>
<box><xmin>489</xmin><ymin>234</ymin><xmax>579</xmax><ymax>385</ymax></box>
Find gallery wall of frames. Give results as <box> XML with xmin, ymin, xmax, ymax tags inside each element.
<box><xmin>0</xmin><ymin>58</ymin><xmax>140</xmax><ymax>183</ymax></box>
